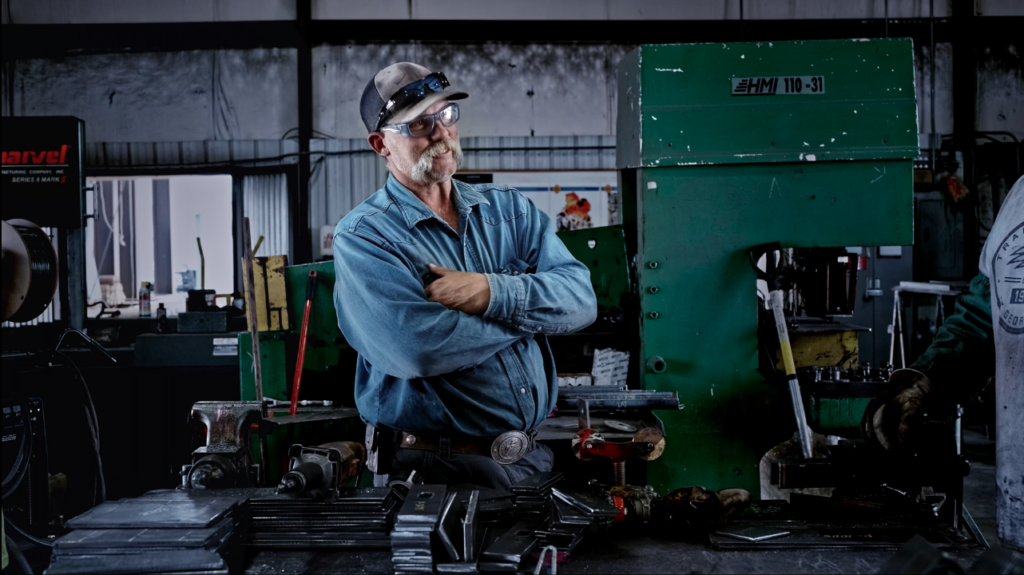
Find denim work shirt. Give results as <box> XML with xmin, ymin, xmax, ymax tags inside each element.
<box><xmin>332</xmin><ymin>174</ymin><xmax>597</xmax><ymax>437</ymax></box>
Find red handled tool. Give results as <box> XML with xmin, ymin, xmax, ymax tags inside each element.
<box><xmin>572</xmin><ymin>426</ymin><xmax>665</xmax><ymax>487</ymax></box>
<box><xmin>290</xmin><ymin>271</ymin><xmax>318</xmax><ymax>416</ymax></box>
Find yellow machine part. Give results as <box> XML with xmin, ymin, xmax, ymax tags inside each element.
<box><xmin>243</xmin><ymin>255</ymin><xmax>292</xmax><ymax>332</ymax></box>
<box><xmin>776</xmin><ymin>330</ymin><xmax>859</xmax><ymax>370</ymax></box>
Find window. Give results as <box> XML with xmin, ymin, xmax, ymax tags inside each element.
<box><xmin>85</xmin><ymin>175</ymin><xmax>233</xmax><ymax>318</ymax></box>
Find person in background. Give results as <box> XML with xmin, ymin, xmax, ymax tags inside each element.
<box><xmin>863</xmin><ymin>175</ymin><xmax>1023</xmax><ymax>551</ymax></box>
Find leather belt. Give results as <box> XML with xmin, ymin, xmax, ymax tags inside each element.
<box><xmin>398</xmin><ymin>430</ymin><xmax>535</xmax><ymax>465</ymax></box>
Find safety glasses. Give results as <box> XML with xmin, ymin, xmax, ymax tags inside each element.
<box><xmin>374</xmin><ymin>72</ymin><xmax>450</xmax><ymax>132</ymax></box>
<box><xmin>381</xmin><ymin>102</ymin><xmax>460</xmax><ymax>138</ymax></box>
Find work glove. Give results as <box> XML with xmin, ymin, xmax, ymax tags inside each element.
<box><xmin>861</xmin><ymin>368</ymin><xmax>935</xmax><ymax>452</ymax></box>
<box><xmin>653</xmin><ymin>486</ymin><xmax>751</xmax><ymax>538</ymax></box>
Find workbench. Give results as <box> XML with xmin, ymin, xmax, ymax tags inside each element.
<box><xmin>244</xmin><ymin>536</ymin><xmax>988</xmax><ymax>575</ymax></box>
<box><xmin>239</xmin><ymin>430</ymin><xmax>1002</xmax><ymax>575</ymax></box>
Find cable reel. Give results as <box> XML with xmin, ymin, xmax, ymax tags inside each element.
<box><xmin>2</xmin><ymin>219</ymin><xmax>58</xmax><ymax>323</ymax></box>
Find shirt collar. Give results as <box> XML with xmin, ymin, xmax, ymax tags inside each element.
<box><xmin>452</xmin><ymin>179</ymin><xmax>490</xmax><ymax>212</ymax></box>
<box><xmin>385</xmin><ymin>174</ymin><xmax>490</xmax><ymax>230</ymax></box>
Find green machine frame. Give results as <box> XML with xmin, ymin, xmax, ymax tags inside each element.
<box><xmin>239</xmin><ymin>261</ymin><xmax>351</xmax><ymax>399</ymax></box>
<box><xmin>238</xmin><ymin>261</ymin><xmax>363</xmax><ymax>481</ymax></box>
<box><xmin>616</xmin><ymin>39</ymin><xmax>918</xmax><ymax>495</ymax></box>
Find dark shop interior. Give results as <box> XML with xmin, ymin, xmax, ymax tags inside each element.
<box><xmin>2</xmin><ymin>1</ymin><xmax>1023</xmax><ymax>574</ymax></box>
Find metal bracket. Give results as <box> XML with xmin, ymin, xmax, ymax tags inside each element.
<box><xmin>961</xmin><ymin>503</ymin><xmax>990</xmax><ymax>549</ymax></box>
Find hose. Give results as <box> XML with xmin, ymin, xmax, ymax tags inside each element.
<box><xmin>4</xmin><ymin>515</ymin><xmax>52</xmax><ymax>549</ymax></box>
<box><xmin>4</xmin><ymin>533</ymin><xmax>36</xmax><ymax>573</ymax></box>
<box><xmin>51</xmin><ymin>351</ymin><xmax>106</xmax><ymax>503</ymax></box>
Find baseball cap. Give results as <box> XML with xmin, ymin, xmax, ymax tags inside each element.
<box><xmin>360</xmin><ymin>62</ymin><xmax>468</xmax><ymax>133</ymax></box>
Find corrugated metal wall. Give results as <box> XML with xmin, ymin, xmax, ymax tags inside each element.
<box><xmin>85</xmin><ymin>136</ymin><xmax>616</xmax><ymax>261</ymax></box>
<box><xmin>461</xmin><ymin>135</ymin><xmax>617</xmax><ymax>171</ymax></box>
<box><xmin>243</xmin><ymin>172</ymin><xmax>291</xmax><ymax>261</ymax></box>
<box><xmin>85</xmin><ymin>139</ymin><xmax>300</xmax><ymax>169</ymax></box>
<box><xmin>308</xmin><ymin>138</ymin><xmax>387</xmax><ymax>235</ymax></box>
<box><xmin>307</xmin><ymin>135</ymin><xmax>616</xmax><ymax>233</ymax></box>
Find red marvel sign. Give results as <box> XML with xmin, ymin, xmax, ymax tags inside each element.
<box><xmin>2</xmin><ymin>117</ymin><xmax>85</xmax><ymax>227</ymax></box>
<box><xmin>2</xmin><ymin>146</ymin><xmax>70</xmax><ymax>165</ymax></box>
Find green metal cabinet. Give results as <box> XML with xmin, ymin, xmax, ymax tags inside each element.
<box><xmin>616</xmin><ymin>39</ymin><xmax>918</xmax><ymax>494</ymax></box>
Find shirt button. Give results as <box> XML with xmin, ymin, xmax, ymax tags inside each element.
<box><xmin>520</xmin><ymin>388</ymin><xmax>526</xmax><ymax>394</ymax></box>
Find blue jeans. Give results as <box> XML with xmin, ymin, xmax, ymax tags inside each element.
<box><xmin>374</xmin><ymin>443</ymin><xmax>554</xmax><ymax>492</ymax></box>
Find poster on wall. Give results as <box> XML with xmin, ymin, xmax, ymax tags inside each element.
<box><xmin>456</xmin><ymin>171</ymin><xmax>617</xmax><ymax>231</ymax></box>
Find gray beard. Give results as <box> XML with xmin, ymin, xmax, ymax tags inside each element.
<box><xmin>408</xmin><ymin>139</ymin><xmax>464</xmax><ymax>184</ymax></box>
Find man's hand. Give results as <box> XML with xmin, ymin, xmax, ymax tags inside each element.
<box><xmin>424</xmin><ymin>264</ymin><xmax>491</xmax><ymax>315</ymax></box>
<box><xmin>861</xmin><ymin>368</ymin><xmax>935</xmax><ymax>452</ymax></box>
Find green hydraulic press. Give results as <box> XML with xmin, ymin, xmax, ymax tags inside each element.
<box><xmin>614</xmin><ymin>39</ymin><xmax>918</xmax><ymax>495</ymax></box>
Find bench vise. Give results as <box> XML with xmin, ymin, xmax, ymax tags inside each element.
<box><xmin>183</xmin><ymin>401</ymin><xmax>272</xmax><ymax>489</ymax></box>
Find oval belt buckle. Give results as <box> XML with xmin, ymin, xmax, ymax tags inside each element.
<box><xmin>491</xmin><ymin>430</ymin><xmax>531</xmax><ymax>465</ymax></box>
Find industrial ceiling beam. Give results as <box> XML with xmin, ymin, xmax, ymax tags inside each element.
<box><xmin>12</xmin><ymin>18</ymin><xmax>1024</xmax><ymax>60</ymax></box>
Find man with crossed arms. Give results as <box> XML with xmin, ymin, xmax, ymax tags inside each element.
<box><xmin>332</xmin><ymin>62</ymin><xmax>597</xmax><ymax>490</ymax></box>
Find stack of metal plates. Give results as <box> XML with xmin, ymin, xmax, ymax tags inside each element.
<box><xmin>45</xmin><ymin>492</ymin><xmax>248</xmax><ymax>575</ymax></box>
<box><xmin>437</xmin><ymin>490</ymin><xmax>481</xmax><ymax>574</ymax></box>
<box><xmin>391</xmin><ymin>484</ymin><xmax>447</xmax><ymax>575</ymax></box>
<box><xmin>533</xmin><ymin>524</ymin><xmax>588</xmax><ymax>564</ymax></box>
<box><xmin>475</xmin><ymin>493</ymin><xmax>514</xmax><ymax>526</ymax></box>
<box><xmin>479</xmin><ymin>519</ymin><xmax>544</xmax><ymax>573</ymax></box>
<box><xmin>551</xmin><ymin>487</ymin><xmax>618</xmax><ymax>530</ymax></box>
<box><xmin>510</xmin><ymin>472</ymin><xmax>563</xmax><ymax>522</ymax></box>
<box><xmin>248</xmin><ymin>486</ymin><xmax>398</xmax><ymax>549</ymax></box>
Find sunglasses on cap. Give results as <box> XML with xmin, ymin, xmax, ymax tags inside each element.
<box><xmin>381</xmin><ymin>102</ymin><xmax>460</xmax><ymax>138</ymax></box>
<box><xmin>374</xmin><ymin>72</ymin><xmax>450</xmax><ymax>132</ymax></box>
